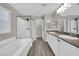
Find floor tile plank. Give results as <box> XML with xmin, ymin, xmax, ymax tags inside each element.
<box><xmin>27</xmin><ymin>38</ymin><xmax>55</xmax><ymax>56</ymax></box>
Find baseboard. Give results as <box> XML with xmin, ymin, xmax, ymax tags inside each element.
<box><xmin>44</xmin><ymin>40</ymin><xmax>47</xmax><ymax>42</ymax></box>
<box><xmin>36</xmin><ymin>37</ymin><xmax>48</xmax><ymax>42</ymax></box>
<box><xmin>36</xmin><ymin>37</ymin><xmax>42</xmax><ymax>39</ymax></box>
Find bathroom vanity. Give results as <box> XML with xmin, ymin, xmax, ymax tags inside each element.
<box><xmin>47</xmin><ymin>31</ymin><xmax>79</xmax><ymax>56</ymax></box>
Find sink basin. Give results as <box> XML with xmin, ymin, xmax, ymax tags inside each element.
<box><xmin>59</xmin><ymin>35</ymin><xmax>79</xmax><ymax>40</ymax></box>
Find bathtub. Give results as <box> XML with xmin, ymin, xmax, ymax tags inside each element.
<box><xmin>0</xmin><ymin>37</ymin><xmax>33</xmax><ymax>56</ymax></box>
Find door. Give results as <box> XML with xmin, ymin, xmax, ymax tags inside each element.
<box><xmin>35</xmin><ymin>19</ymin><xmax>42</xmax><ymax>37</ymax></box>
<box><xmin>47</xmin><ymin>33</ymin><xmax>59</xmax><ymax>55</ymax></box>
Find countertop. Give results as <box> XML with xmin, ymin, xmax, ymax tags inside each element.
<box><xmin>47</xmin><ymin>31</ymin><xmax>79</xmax><ymax>48</ymax></box>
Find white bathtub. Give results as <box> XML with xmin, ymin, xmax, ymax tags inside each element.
<box><xmin>0</xmin><ymin>37</ymin><xmax>33</xmax><ymax>56</ymax></box>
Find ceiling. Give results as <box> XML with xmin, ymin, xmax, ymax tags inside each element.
<box><xmin>9</xmin><ymin>3</ymin><xmax>61</xmax><ymax>16</ymax></box>
<box><xmin>60</xmin><ymin>3</ymin><xmax>79</xmax><ymax>16</ymax></box>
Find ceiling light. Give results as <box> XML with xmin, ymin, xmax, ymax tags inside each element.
<box><xmin>64</xmin><ymin>3</ymin><xmax>71</xmax><ymax>8</ymax></box>
<box><xmin>56</xmin><ymin>3</ymin><xmax>71</xmax><ymax>14</ymax></box>
<box><xmin>64</xmin><ymin>3</ymin><xmax>68</xmax><ymax>6</ymax></box>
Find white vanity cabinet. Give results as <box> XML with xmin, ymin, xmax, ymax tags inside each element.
<box><xmin>47</xmin><ymin>33</ymin><xmax>79</xmax><ymax>56</ymax></box>
<box><xmin>59</xmin><ymin>39</ymin><xmax>79</xmax><ymax>56</ymax></box>
<box><xmin>47</xmin><ymin>33</ymin><xmax>59</xmax><ymax>55</ymax></box>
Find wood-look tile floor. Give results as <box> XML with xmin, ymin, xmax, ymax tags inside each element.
<box><xmin>27</xmin><ymin>38</ymin><xmax>55</xmax><ymax>56</ymax></box>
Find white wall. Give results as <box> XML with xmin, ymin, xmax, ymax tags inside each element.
<box><xmin>42</xmin><ymin>19</ymin><xmax>46</xmax><ymax>41</ymax></box>
<box><xmin>31</xmin><ymin>19</ymin><xmax>37</xmax><ymax>40</ymax></box>
<box><xmin>66</xmin><ymin>19</ymin><xmax>71</xmax><ymax>33</ymax></box>
<box><xmin>64</xmin><ymin>19</ymin><xmax>67</xmax><ymax>32</ymax></box>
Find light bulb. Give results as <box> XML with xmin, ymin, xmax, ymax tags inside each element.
<box><xmin>64</xmin><ymin>3</ymin><xmax>68</xmax><ymax>7</ymax></box>
<box><xmin>56</xmin><ymin>3</ymin><xmax>71</xmax><ymax>14</ymax></box>
<box><xmin>47</xmin><ymin>20</ymin><xmax>50</xmax><ymax>23</ymax></box>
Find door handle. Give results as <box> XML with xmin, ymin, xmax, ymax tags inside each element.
<box><xmin>57</xmin><ymin>39</ymin><xmax>60</xmax><ymax>42</ymax></box>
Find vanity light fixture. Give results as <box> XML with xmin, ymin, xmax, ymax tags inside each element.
<box><xmin>56</xmin><ymin>3</ymin><xmax>71</xmax><ymax>14</ymax></box>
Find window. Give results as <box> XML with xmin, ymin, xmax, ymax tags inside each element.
<box><xmin>0</xmin><ymin>5</ymin><xmax>11</xmax><ymax>34</ymax></box>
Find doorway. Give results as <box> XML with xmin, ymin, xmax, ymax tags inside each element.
<box><xmin>35</xmin><ymin>19</ymin><xmax>42</xmax><ymax>38</ymax></box>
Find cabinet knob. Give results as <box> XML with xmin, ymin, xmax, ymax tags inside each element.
<box><xmin>57</xmin><ymin>39</ymin><xmax>60</xmax><ymax>42</ymax></box>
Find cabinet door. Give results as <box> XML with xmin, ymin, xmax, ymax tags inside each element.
<box><xmin>51</xmin><ymin>35</ymin><xmax>59</xmax><ymax>56</ymax></box>
<box><xmin>47</xmin><ymin>33</ymin><xmax>52</xmax><ymax>42</ymax></box>
<box><xmin>59</xmin><ymin>40</ymin><xmax>79</xmax><ymax>56</ymax></box>
<box><xmin>47</xmin><ymin>33</ymin><xmax>59</xmax><ymax>55</ymax></box>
